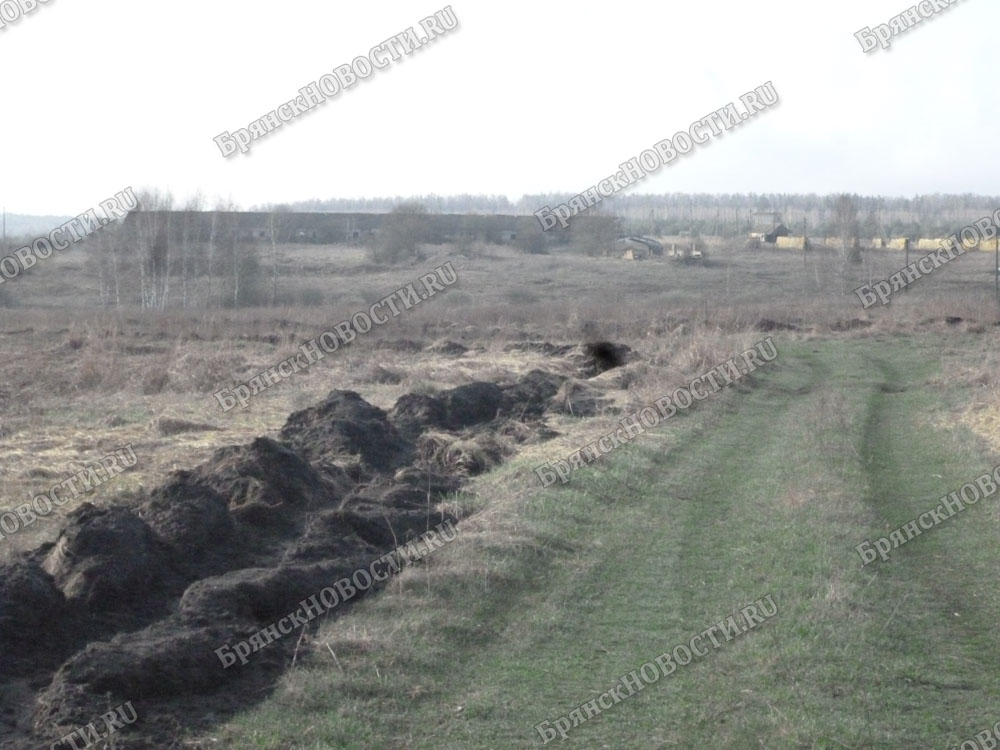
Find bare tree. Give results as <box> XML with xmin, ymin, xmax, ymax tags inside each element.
<box><xmin>207</xmin><ymin>201</ymin><xmax>263</xmax><ymax>308</ymax></box>
<box><xmin>514</xmin><ymin>224</ymin><xmax>548</xmax><ymax>255</ymax></box>
<box><xmin>133</xmin><ymin>189</ymin><xmax>174</xmax><ymax>310</ymax></box>
<box><xmin>267</xmin><ymin>204</ymin><xmax>292</xmax><ymax>305</ymax></box>
<box><xmin>91</xmin><ymin>222</ymin><xmax>124</xmax><ymax>308</ymax></box>
<box><xmin>207</xmin><ymin>210</ymin><xmax>218</xmax><ymax>307</ymax></box>
<box><xmin>180</xmin><ymin>192</ymin><xmax>204</xmax><ymax>308</ymax></box>
<box><xmin>834</xmin><ymin>194</ymin><xmax>860</xmax><ymax>290</ymax></box>
<box><xmin>210</xmin><ymin>199</ymin><xmax>239</xmax><ymax>308</ymax></box>
<box><xmin>572</xmin><ymin>215</ymin><xmax>621</xmax><ymax>257</ymax></box>
<box><xmin>372</xmin><ymin>202</ymin><xmax>430</xmax><ymax>264</ymax></box>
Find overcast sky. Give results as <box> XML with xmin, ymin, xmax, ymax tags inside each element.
<box><xmin>1</xmin><ymin>0</ymin><xmax>994</xmax><ymax>214</ymax></box>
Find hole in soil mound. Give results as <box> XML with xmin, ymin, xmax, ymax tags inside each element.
<box><xmin>585</xmin><ymin>341</ymin><xmax>625</xmax><ymax>372</ymax></box>
<box><xmin>584</xmin><ymin>341</ymin><xmax>630</xmax><ymax>374</ymax></box>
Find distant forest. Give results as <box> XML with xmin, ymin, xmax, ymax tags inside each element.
<box><xmin>261</xmin><ymin>193</ymin><xmax>1000</xmax><ymax>239</ymax></box>
<box><xmin>7</xmin><ymin>192</ymin><xmax>999</xmax><ymax>246</ymax></box>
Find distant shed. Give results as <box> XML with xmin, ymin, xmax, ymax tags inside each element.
<box><xmin>764</xmin><ymin>224</ymin><xmax>791</xmax><ymax>243</ymax></box>
<box><xmin>613</xmin><ymin>236</ymin><xmax>664</xmax><ymax>260</ymax></box>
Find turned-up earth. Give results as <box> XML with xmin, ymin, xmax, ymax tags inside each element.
<box><xmin>2</xmin><ymin>307</ymin><xmax>1000</xmax><ymax>746</ymax></box>
<box><xmin>213</xmin><ymin>332</ymin><xmax>1000</xmax><ymax>749</ymax></box>
<box><xmin>0</xmin><ymin>341</ymin><xmax>630</xmax><ymax>749</ymax></box>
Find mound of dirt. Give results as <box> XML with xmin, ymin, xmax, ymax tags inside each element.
<box><xmin>283</xmin><ymin>509</ymin><xmax>380</xmax><ymax>563</ymax></box>
<box><xmin>390</xmin><ymin>382</ymin><xmax>505</xmax><ymax>438</ymax></box>
<box><xmin>280</xmin><ymin>391</ymin><xmax>413</xmax><ymax>474</ymax></box>
<box><xmin>178</xmin><ymin>560</ymin><xmax>359</xmax><ymax>623</ymax></box>
<box><xmin>337</xmin><ymin>500</ymin><xmax>453</xmax><ymax>548</ymax></box>
<box><xmin>0</xmin><ymin>561</ymin><xmax>69</xmax><ymax>672</ymax></box>
<box><xmin>439</xmin><ymin>382</ymin><xmax>505</xmax><ymax>428</ymax></box>
<box><xmin>0</xmin><ymin>348</ymin><xmax>639</xmax><ymax>748</ymax></box>
<box><xmin>0</xmin><ymin>560</ymin><xmax>65</xmax><ymax>632</ymax></box>
<box><xmin>390</xmin><ymin>393</ymin><xmax>450</xmax><ymax>439</ymax></box>
<box><xmin>136</xmin><ymin>472</ymin><xmax>240</xmax><ymax>574</ymax></box>
<box><xmin>757</xmin><ymin>319</ymin><xmax>800</xmax><ymax>332</ymax></box>
<box><xmin>38</xmin><ymin>621</ymin><xmax>265</xmax><ymax>716</ymax></box>
<box><xmin>40</xmin><ymin>504</ymin><xmax>170</xmax><ymax>614</ymax></box>
<box><xmin>192</xmin><ymin>437</ymin><xmax>348</xmax><ymax>513</ymax></box>
<box><xmin>500</xmin><ymin>369</ymin><xmax>568</xmax><ymax>417</ymax></box>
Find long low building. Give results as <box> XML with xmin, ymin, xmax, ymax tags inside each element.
<box><xmin>120</xmin><ymin>211</ymin><xmax>619</xmax><ymax>246</ymax></box>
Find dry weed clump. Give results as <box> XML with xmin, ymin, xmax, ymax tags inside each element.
<box><xmin>495</xmin><ymin>418</ymin><xmax>536</xmax><ymax>444</ymax></box>
<box><xmin>549</xmin><ymin>379</ymin><xmax>610</xmax><ymax>417</ymax></box>
<box><xmin>937</xmin><ymin>348</ymin><xmax>1000</xmax><ymax>454</ymax></box>
<box><xmin>364</xmin><ymin>364</ymin><xmax>405</xmax><ymax>385</ymax></box>
<box><xmin>590</xmin><ymin>361</ymin><xmax>649</xmax><ymax>390</ymax></box>
<box><xmin>416</xmin><ymin>430</ymin><xmax>513</xmax><ymax>477</ymax></box>
<box><xmin>73</xmin><ymin>347</ymin><xmax>131</xmax><ymax>393</ymax></box>
<box><xmin>165</xmin><ymin>351</ymin><xmax>245</xmax><ymax>394</ymax></box>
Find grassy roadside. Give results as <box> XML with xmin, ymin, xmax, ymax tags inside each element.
<box><xmin>208</xmin><ymin>334</ymin><xmax>1000</xmax><ymax>749</ymax></box>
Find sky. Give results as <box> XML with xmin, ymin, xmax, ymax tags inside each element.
<box><xmin>0</xmin><ymin>0</ymin><xmax>995</xmax><ymax>214</ymax></box>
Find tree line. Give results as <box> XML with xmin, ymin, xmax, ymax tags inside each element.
<box><xmin>266</xmin><ymin>192</ymin><xmax>1000</xmax><ymax>240</ymax></box>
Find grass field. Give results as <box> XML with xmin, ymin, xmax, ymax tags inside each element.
<box><xmin>205</xmin><ymin>333</ymin><xmax>1000</xmax><ymax>748</ymax></box>
<box><xmin>3</xmin><ymin>240</ymin><xmax>1000</xmax><ymax>748</ymax></box>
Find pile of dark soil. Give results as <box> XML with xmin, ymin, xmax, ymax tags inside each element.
<box><xmin>0</xmin><ymin>343</ymin><xmax>631</xmax><ymax>749</ymax></box>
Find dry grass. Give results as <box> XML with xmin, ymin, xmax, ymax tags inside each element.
<box><xmin>416</xmin><ymin>430</ymin><xmax>512</xmax><ymax>477</ymax></box>
<box><xmin>7</xmin><ymin>237</ymin><xmax>1000</xmax><ymax>748</ymax></box>
<box><xmin>2</xmin><ymin>239</ymin><xmax>997</xmax><ymax>562</ymax></box>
